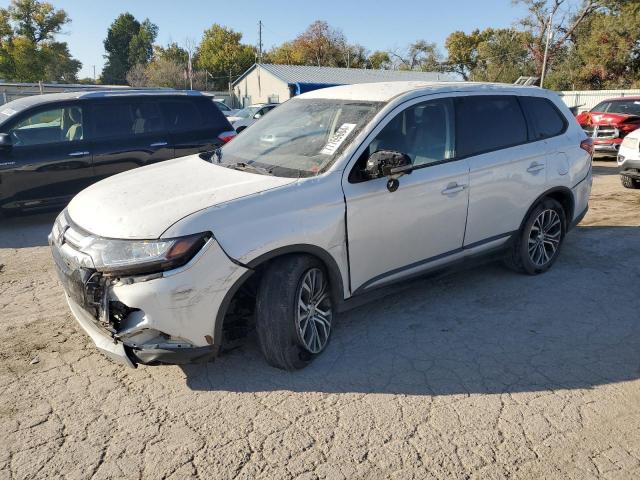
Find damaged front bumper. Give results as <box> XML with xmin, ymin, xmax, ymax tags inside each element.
<box><xmin>49</xmin><ymin>218</ymin><xmax>248</xmax><ymax>368</ymax></box>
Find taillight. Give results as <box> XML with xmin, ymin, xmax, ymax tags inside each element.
<box><xmin>580</xmin><ymin>137</ymin><xmax>594</xmax><ymax>157</ymax></box>
<box><xmin>218</xmin><ymin>130</ymin><xmax>236</xmax><ymax>143</ymax></box>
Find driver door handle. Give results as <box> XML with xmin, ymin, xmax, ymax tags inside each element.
<box><xmin>527</xmin><ymin>162</ymin><xmax>545</xmax><ymax>173</ymax></box>
<box><xmin>68</xmin><ymin>151</ymin><xmax>90</xmax><ymax>157</ymax></box>
<box><xmin>150</xmin><ymin>141</ymin><xmax>168</xmax><ymax>147</ymax></box>
<box><xmin>441</xmin><ymin>183</ymin><xmax>467</xmax><ymax>195</ymax></box>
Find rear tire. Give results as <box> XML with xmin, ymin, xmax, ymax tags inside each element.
<box><xmin>621</xmin><ymin>174</ymin><xmax>640</xmax><ymax>189</ymax></box>
<box><xmin>256</xmin><ymin>255</ymin><xmax>334</xmax><ymax>370</ymax></box>
<box><xmin>505</xmin><ymin>198</ymin><xmax>566</xmax><ymax>275</ymax></box>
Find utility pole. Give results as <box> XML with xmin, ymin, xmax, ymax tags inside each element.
<box><xmin>540</xmin><ymin>12</ymin><xmax>554</xmax><ymax>88</ymax></box>
<box><xmin>92</xmin><ymin>65</ymin><xmax>96</xmax><ymax>83</ymax></box>
<box><xmin>258</xmin><ymin>20</ymin><xmax>263</xmax><ymax>64</ymax></box>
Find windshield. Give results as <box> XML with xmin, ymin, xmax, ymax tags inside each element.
<box><xmin>218</xmin><ymin>98</ymin><xmax>383</xmax><ymax>177</ymax></box>
<box><xmin>234</xmin><ymin>106</ymin><xmax>261</xmax><ymax>118</ymax></box>
<box><xmin>591</xmin><ymin>100</ymin><xmax>640</xmax><ymax>116</ymax></box>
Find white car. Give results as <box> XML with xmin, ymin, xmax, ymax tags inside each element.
<box><xmin>212</xmin><ymin>98</ymin><xmax>238</xmax><ymax>117</ymax></box>
<box><xmin>227</xmin><ymin>103</ymin><xmax>278</xmax><ymax>132</ymax></box>
<box><xmin>50</xmin><ymin>81</ymin><xmax>592</xmax><ymax>370</ymax></box>
<box><xmin>617</xmin><ymin>128</ymin><xmax>640</xmax><ymax>188</ymax></box>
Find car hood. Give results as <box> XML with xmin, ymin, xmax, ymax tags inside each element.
<box><xmin>577</xmin><ymin>111</ymin><xmax>640</xmax><ymax>126</ymax></box>
<box><xmin>67</xmin><ymin>155</ymin><xmax>296</xmax><ymax>239</ymax></box>
<box><xmin>227</xmin><ymin>116</ymin><xmax>243</xmax><ymax>123</ymax></box>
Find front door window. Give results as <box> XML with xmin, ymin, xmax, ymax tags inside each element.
<box><xmin>10</xmin><ymin>106</ymin><xmax>84</xmax><ymax>146</ymax></box>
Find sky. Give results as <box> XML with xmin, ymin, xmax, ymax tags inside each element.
<box><xmin>0</xmin><ymin>0</ymin><xmax>532</xmax><ymax>79</ymax></box>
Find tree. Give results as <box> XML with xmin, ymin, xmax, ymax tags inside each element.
<box><xmin>154</xmin><ymin>42</ymin><xmax>188</xmax><ymax>65</ymax></box>
<box><xmin>195</xmin><ymin>24</ymin><xmax>255</xmax><ymax>89</ymax></box>
<box><xmin>534</xmin><ymin>0</ymin><xmax>640</xmax><ymax>89</ymax></box>
<box><xmin>102</xmin><ymin>13</ymin><xmax>157</xmax><ymax>85</ymax></box>
<box><xmin>390</xmin><ymin>40</ymin><xmax>444</xmax><ymax>72</ymax></box>
<box><xmin>446</xmin><ymin>28</ymin><xmax>534</xmax><ymax>82</ymax></box>
<box><xmin>267</xmin><ymin>21</ymin><xmax>364</xmax><ymax>68</ymax></box>
<box><xmin>0</xmin><ymin>0</ymin><xmax>80</xmax><ymax>82</ymax></box>
<box><xmin>515</xmin><ymin>0</ymin><xmax>599</xmax><ymax>78</ymax></box>
<box><xmin>368</xmin><ymin>50</ymin><xmax>391</xmax><ymax>70</ymax></box>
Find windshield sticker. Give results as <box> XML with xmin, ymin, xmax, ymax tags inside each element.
<box><xmin>320</xmin><ymin>123</ymin><xmax>356</xmax><ymax>155</ymax></box>
<box><xmin>0</xmin><ymin>108</ymin><xmax>16</xmax><ymax>116</ymax></box>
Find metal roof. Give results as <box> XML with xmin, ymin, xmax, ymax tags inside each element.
<box><xmin>233</xmin><ymin>63</ymin><xmax>451</xmax><ymax>87</ymax></box>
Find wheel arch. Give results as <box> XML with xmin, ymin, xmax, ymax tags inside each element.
<box><xmin>519</xmin><ymin>186</ymin><xmax>575</xmax><ymax>233</ymax></box>
<box><xmin>213</xmin><ymin>244</ymin><xmax>346</xmax><ymax>348</ymax></box>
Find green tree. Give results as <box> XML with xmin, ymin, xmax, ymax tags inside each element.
<box><xmin>0</xmin><ymin>0</ymin><xmax>80</xmax><ymax>82</ymax></box>
<box><xmin>154</xmin><ymin>42</ymin><xmax>188</xmax><ymax>65</ymax></box>
<box><xmin>368</xmin><ymin>50</ymin><xmax>391</xmax><ymax>70</ymax></box>
<box><xmin>446</xmin><ymin>28</ymin><xmax>533</xmax><ymax>82</ymax></box>
<box><xmin>515</xmin><ymin>0</ymin><xmax>598</xmax><ymax>79</ymax></box>
<box><xmin>195</xmin><ymin>24</ymin><xmax>255</xmax><ymax>89</ymax></box>
<box><xmin>102</xmin><ymin>13</ymin><xmax>157</xmax><ymax>85</ymax></box>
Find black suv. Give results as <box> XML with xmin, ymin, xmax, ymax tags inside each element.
<box><xmin>0</xmin><ymin>89</ymin><xmax>235</xmax><ymax>214</ymax></box>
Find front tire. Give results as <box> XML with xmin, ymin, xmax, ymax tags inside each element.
<box><xmin>505</xmin><ymin>198</ymin><xmax>566</xmax><ymax>275</ymax></box>
<box><xmin>256</xmin><ymin>255</ymin><xmax>334</xmax><ymax>370</ymax></box>
<box><xmin>621</xmin><ymin>174</ymin><xmax>640</xmax><ymax>189</ymax></box>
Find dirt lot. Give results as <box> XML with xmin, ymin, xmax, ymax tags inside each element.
<box><xmin>1</xmin><ymin>160</ymin><xmax>639</xmax><ymax>479</ymax></box>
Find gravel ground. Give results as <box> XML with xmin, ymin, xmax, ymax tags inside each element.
<box><xmin>1</xmin><ymin>160</ymin><xmax>639</xmax><ymax>479</ymax></box>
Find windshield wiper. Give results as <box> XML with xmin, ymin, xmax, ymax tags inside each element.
<box><xmin>225</xmin><ymin>162</ymin><xmax>273</xmax><ymax>175</ymax></box>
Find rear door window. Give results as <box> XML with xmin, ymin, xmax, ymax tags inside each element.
<box><xmin>193</xmin><ymin>98</ymin><xmax>229</xmax><ymax>130</ymax></box>
<box><xmin>91</xmin><ymin>100</ymin><xmax>165</xmax><ymax>139</ymax></box>
<box><xmin>455</xmin><ymin>96</ymin><xmax>528</xmax><ymax>157</ymax></box>
<box><xmin>161</xmin><ymin>99</ymin><xmax>202</xmax><ymax>132</ymax></box>
<box><xmin>520</xmin><ymin>96</ymin><xmax>566</xmax><ymax>140</ymax></box>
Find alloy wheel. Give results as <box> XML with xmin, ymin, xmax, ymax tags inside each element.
<box><xmin>296</xmin><ymin>268</ymin><xmax>332</xmax><ymax>354</ymax></box>
<box><xmin>528</xmin><ymin>209</ymin><xmax>562</xmax><ymax>267</ymax></box>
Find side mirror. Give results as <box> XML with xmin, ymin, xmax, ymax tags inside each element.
<box><xmin>0</xmin><ymin>133</ymin><xmax>12</xmax><ymax>150</ymax></box>
<box><xmin>365</xmin><ymin>150</ymin><xmax>412</xmax><ymax>192</ymax></box>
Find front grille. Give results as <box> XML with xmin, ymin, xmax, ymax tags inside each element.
<box><xmin>583</xmin><ymin>125</ymin><xmax>619</xmax><ymax>139</ymax></box>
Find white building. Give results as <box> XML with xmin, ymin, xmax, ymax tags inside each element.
<box><xmin>231</xmin><ymin>63</ymin><xmax>452</xmax><ymax>107</ymax></box>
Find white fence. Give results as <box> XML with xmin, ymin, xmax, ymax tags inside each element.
<box><xmin>557</xmin><ymin>89</ymin><xmax>640</xmax><ymax>113</ymax></box>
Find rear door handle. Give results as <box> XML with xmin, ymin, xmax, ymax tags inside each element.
<box><xmin>68</xmin><ymin>151</ymin><xmax>90</xmax><ymax>157</ymax></box>
<box><xmin>527</xmin><ymin>162</ymin><xmax>545</xmax><ymax>173</ymax></box>
<box><xmin>441</xmin><ymin>183</ymin><xmax>467</xmax><ymax>195</ymax></box>
<box><xmin>150</xmin><ymin>141</ymin><xmax>168</xmax><ymax>147</ymax></box>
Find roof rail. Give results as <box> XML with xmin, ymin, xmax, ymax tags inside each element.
<box><xmin>78</xmin><ymin>88</ymin><xmax>202</xmax><ymax>99</ymax></box>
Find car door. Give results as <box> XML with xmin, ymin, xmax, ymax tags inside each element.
<box><xmin>0</xmin><ymin>101</ymin><xmax>94</xmax><ymax>209</ymax></box>
<box><xmin>457</xmin><ymin>95</ymin><xmax>549</xmax><ymax>246</ymax></box>
<box><xmin>162</xmin><ymin>97</ymin><xmax>227</xmax><ymax>158</ymax></box>
<box><xmin>342</xmin><ymin>97</ymin><xmax>470</xmax><ymax>293</ymax></box>
<box><xmin>89</xmin><ymin>98</ymin><xmax>173</xmax><ymax>181</ymax></box>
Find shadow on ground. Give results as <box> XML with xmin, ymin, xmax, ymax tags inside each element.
<box><xmin>182</xmin><ymin>225</ymin><xmax>640</xmax><ymax>396</ymax></box>
<box><xmin>0</xmin><ymin>211</ymin><xmax>58</xmax><ymax>248</ymax></box>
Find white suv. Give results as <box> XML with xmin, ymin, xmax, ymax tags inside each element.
<box><xmin>50</xmin><ymin>82</ymin><xmax>592</xmax><ymax>370</ymax></box>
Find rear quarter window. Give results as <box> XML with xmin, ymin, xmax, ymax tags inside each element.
<box><xmin>455</xmin><ymin>95</ymin><xmax>528</xmax><ymax>157</ymax></box>
<box><xmin>519</xmin><ymin>96</ymin><xmax>567</xmax><ymax>140</ymax></box>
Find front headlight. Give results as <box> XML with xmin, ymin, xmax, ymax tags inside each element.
<box><xmin>82</xmin><ymin>232</ymin><xmax>212</xmax><ymax>275</ymax></box>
